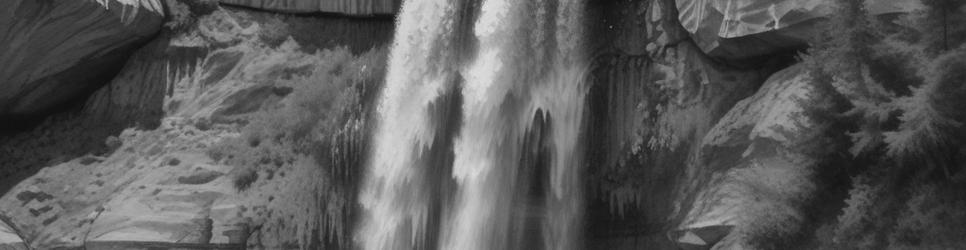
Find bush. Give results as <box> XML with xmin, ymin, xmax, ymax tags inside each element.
<box><xmin>203</xmin><ymin>43</ymin><xmax>386</xmax><ymax>194</ymax></box>
<box><xmin>257</xmin><ymin>16</ymin><xmax>291</xmax><ymax>47</ymax></box>
<box><xmin>233</xmin><ymin>167</ymin><xmax>259</xmax><ymax>191</ymax></box>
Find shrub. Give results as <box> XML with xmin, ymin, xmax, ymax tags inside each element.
<box><xmin>202</xmin><ymin>42</ymin><xmax>387</xmax><ymax>196</ymax></box>
<box><xmin>233</xmin><ymin>167</ymin><xmax>258</xmax><ymax>191</ymax></box>
<box><xmin>257</xmin><ymin>16</ymin><xmax>291</xmax><ymax>47</ymax></box>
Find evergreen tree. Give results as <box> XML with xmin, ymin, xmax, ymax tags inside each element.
<box><xmin>917</xmin><ymin>0</ymin><xmax>966</xmax><ymax>53</ymax></box>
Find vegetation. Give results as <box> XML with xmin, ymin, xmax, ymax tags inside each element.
<box><xmin>198</xmin><ymin>35</ymin><xmax>386</xmax><ymax>247</ymax></box>
<box><xmin>207</xmin><ymin>45</ymin><xmax>385</xmax><ymax>190</ymax></box>
<box><xmin>799</xmin><ymin>0</ymin><xmax>966</xmax><ymax>248</ymax></box>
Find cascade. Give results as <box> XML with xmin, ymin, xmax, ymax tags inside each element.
<box><xmin>358</xmin><ymin>0</ymin><xmax>588</xmax><ymax>249</ymax></box>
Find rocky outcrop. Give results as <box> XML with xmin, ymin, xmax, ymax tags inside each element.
<box><xmin>671</xmin><ymin>65</ymin><xmax>837</xmax><ymax>249</ymax></box>
<box><xmin>0</xmin><ymin>126</ymin><xmax>246</xmax><ymax>248</ymax></box>
<box><xmin>218</xmin><ymin>0</ymin><xmax>400</xmax><ymax>15</ymax></box>
<box><xmin>0</xmin><ymin>6</ymin><xmax>387</xmax><ymax>249</ymax></box>
<box><xmin>0</xmin><ymin>0</ymin><xmax>164</xmax><ymax>117</ymax></box>
<box><xmin>584</xmin><ymin>0</ymin><xmax>781</xmax><ymax>247</ymax></box>
<box><xmin>675</xmin><ymin>0</ymin><xmax>922</xmax><ymax>58</ymax></box>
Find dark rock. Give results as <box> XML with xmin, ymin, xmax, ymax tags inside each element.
<box><xmin>0</xmin><ymin>0</ymin><xmax>164</xmax><ymax>117</ymax></box>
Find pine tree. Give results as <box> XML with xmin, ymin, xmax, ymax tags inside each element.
<box><xmin>918</xmin><ymin>0</ymin><xmax>966</xmax><ymax>53</ymax></box>
<box><xmin>804</xmin><ymin>0</ymin><xmax>900</xmax><ymax>156</ymax></box>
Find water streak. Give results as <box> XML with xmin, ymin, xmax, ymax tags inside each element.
<box><xmin>358</xmin><ymin>0</ymin><xmax>587</xmax><ymax>248</ymax></box>
<box><xmin>356</xmin><ymin>0</ymin><xmax>466</xmax><ymax>249</ymax></box>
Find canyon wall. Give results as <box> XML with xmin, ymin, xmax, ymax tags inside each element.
<box><xmin>0</xmin><ymin>0</ymin><xmax>163</xmax><ymax>117</ymax></box>
<box><xmin>0</xmin><ymin>3</ymin><xmax>393</xmax><ymax>248</ymax></box>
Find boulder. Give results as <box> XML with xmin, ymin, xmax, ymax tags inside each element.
<box><xmin>0</xmin><ymin>0</ymin><xmax>164</xmax><ymax>117</ymax></box>
<box><xmin>218</xmin><ymin>0</ymin><xmax>401</xmax><ymax>15</ymax></box>
<box><xmin>673</xmin><ymin>65</ymin><xmax>837</xmax><ymax>249</ymax></box>
<box><xmin>675</xmin><ymin>0</ymin><xmax>922</xmax><ymax>58</ymax></box>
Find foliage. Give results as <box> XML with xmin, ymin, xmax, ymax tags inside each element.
<box><xmin>888</xmin><ymin>182</ymin><xmax>966</xmax><ymax>249</ymax></box>
<box><xmin>163</xmin><ymin>0</ymin><xmax>193</xmax><ymax>30</ymax></box>
<box><xmin>801</xmin><ymin>0</ymin><xmax>966</xmax><ymax>166</ymax></box>
<box><xmin>884</xmin><ymin>50</ymin><xmax>966</xmax><ymax>167</ymax></box>
<box><xmin>162</xmin><ymin>0</ymin><xmax>220</xmax><ymax>31</ymax></box>
<box><xmin>233</xmin><ymin>167</ymin><xmax>259</xmax><ymax>191</ymax></box>
<box><xmin>255</xmin><ymin>15</ymin><xmax>292</xmax><ymax>47</ymax></box>
<box><xmin>801</xmin><ymin>1</ymin><xmax>966</xmax><ymax>248</ymax></box>
<box><xmin>916</xmin><ymin>0</ymin><xmax>966</xmax><ymax>53</ymax></box>
<box><xmin>206</xmin><ymin>46</ymin><xmax>386</xmax><ymax>193</ymax></box>
<box><xmin>196</xmin><ymin>39</ymin><xmax>386</xmax><ymax>248</ymax></box>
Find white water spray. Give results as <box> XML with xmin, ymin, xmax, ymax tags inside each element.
<box><xmin>358</xmin><ymin>0</ymin><xmax>588</xmax><ymax>248</ymax></box>
<box><xmin>355</xmin><ymin>0</ymin><xmax>465</xmax><ymax>249</ymax></box>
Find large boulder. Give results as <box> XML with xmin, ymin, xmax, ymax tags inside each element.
<box><xmin>671</xmin><ymin>65</ymin><xmax>838</xmax><ymax>249</ymax></box>
<box><xmin>218</xmin><ymin>0</ymin><xmax>400</xmax><ymax>15</ymax></box>
<box><xmin>675</xmin><ymin>0</ymin><xmax>922</xmax><ymax>59</ymax></box>
<box><xmin>0</xmin><ymin>0</ymin><xmax>164</xmax><ymax>117</ymax></box>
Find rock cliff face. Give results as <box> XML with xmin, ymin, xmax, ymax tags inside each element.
<box><xmin>0</xmin><ymin>0</ymin><xmax>164</xmax><ymax>117</ymax></box>
<box><xmin>586</xmin><ymin>0</ymin><xmax>966</xmax><ymax>249</ymax></box>
<box><xmin>218</xmin><ymin>0</ymin><xmax>400</xmax><ymax>15</ymax></box>
<box><xmin>0</xmin><ymin>4</ymin><xmax>391</xmax><ymax>248</ymax></box>
<box><xmin>584</xmin><ymin>0</ymin><xmax>838</xmax><ymax>248</ymax></box>
<box><xmin>1</xmin><ymin>0</ymin><xmax>962</xmax><ymax>249</ymax></box>
<box><xmin>675</xmin><ymin>0</ymin><xmax>922</xmax><ymax>58</ymax></box>
<box><xmin>584</xmin><ymin>0</ymin><xmax>772</xmax><ymax>247</ymax></box>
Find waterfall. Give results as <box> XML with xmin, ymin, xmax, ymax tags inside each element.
<box><xmin>355</xmin><ymin>0</ymin><xmax>467</xmax><ymax>249</ymax></box>
<box><xmin>357</xmin><ymin>0</ymin><xmax>588</xmax><ymax>249</ymax></box>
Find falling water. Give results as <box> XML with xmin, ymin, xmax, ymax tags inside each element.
<box><xmin>355</xmin><ymin>0</ymin><xmax>467</xmax><ymax>249</ymax></box>
<box><xmin>358</xmin><ymin>0</ymin><xmax>588</xmax><ymax>248</ymax></box>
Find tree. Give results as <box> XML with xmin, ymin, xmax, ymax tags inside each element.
<box><xmin>917</xmin><ymin>0</ymin><xmax>966</xmax><ymax>53</ymax></box>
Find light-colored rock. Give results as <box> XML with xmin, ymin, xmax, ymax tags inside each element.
<box><xmin>0</xmin><ymin>220</ymin><xmax>27</xmax><ymax>250</ymax></box>
<box><xmin>673</xmin><ymin>65</ymin><xmax>832</xmax><ymax>249</ymax></box>
<box><xmin>0</xmin><ymin>42</ymin><xmax>276</xmax><ymax>247</ymax></box>
<box><xmin>675</xmin><ymin>0</ymin><xmax>923</xmax><ymax>58</ymax></box>
<box><xmin>0</xmin><ymin>125</ymin><xmax>243</xmax><ymax>248</ymax></box>
<box><xmin>0</xmin><ymin>0</ymin><xmax>164</xmax><ymax>116</ymax></box>
<box><xmin>218</xmin><ymin>0</ymin><xmax>400</xmax><ymax>15</ymax></box>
